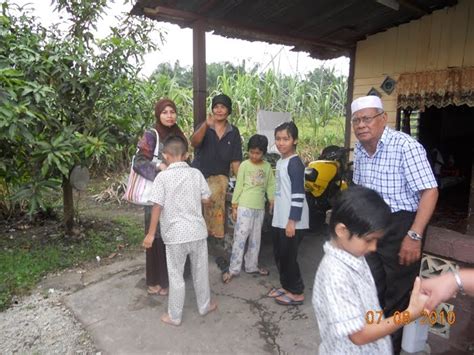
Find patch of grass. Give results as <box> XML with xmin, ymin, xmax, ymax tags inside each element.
<box><xmin>0</xmin><ymin>216</ymin><xmax>143</xmax><ymax>311</ymax></box>
<box><xmin>113</xmin><ymin>216</ymin><xmax>143</xmax><ymax>246</ymax></box>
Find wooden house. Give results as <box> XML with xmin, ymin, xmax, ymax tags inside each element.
<box><xmin>132</xmin><ymin>1</ymin><xmax>473</xmax><ymax>351</ymax></box>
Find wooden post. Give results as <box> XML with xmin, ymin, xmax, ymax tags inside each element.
<box><xmin>467</xmin><ymin>162</ymin><xmax>474</xmax><ymax>235</ymax></box>
<box><xmin>344</xmin><ymin>47</ymin><xmax>356</xmax><ymax>148</ymax></box>
<box><xmin>193</xmin><ymin>21</ymin><xmax>206</xmax><ymax>127</ymax></box>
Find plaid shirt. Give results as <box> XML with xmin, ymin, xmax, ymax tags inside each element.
<box><xmin>353</xmin><ymin>127</ymin><xmax>437</xmax><ymax>213</ymax></box>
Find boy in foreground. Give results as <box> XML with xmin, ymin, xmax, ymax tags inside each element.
<box><xmin>144</xmin><ymin>135</ymin><xmax>217</xmax><ymax>326</ymax></box>
<box><xmin>312</xmin><ymin>186</ymin><xmax>428</xmax><ymax>354</ymax></box>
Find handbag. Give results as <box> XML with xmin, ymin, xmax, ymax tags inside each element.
<box><xmin>123</xmin><ymin>128</ymin><xmax>160</xmax><ymax>206</ymax></box>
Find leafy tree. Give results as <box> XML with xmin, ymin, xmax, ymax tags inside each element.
<box><xmin>0</xmin><ymin>0</ymin><xmax>159</xmax><ymax>232</ymax></box>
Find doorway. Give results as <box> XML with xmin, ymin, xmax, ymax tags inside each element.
<box><xmin>417</xmin><ymin>105</ymin><xmax>474</xmax><ymax>233</ymax></box>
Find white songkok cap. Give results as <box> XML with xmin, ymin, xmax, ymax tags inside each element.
<box><xmin>351</xmin><ymin>96</ymin><xmax>383</xmax><ymax>115</ymax></box>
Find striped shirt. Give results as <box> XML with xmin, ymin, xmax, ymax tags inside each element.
<box><xmin>272</xmin><ymin>154</ymin><xmax>309</xmax><ymax>229</ymax></box>
<box><xmin>353</xmin><ymin>127</ymin><xmax>437</xmax><ymax>212</ymax></box>
<box><xmin>313</xmin><ymin>242</ymin><xmax>392</xmax><ymax>354</ymax></box>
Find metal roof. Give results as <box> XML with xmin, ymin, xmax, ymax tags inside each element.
<box><xmin>131</xmin><ymin>0</ymin><xmax>457</xmax><ymax>59</ymax></box>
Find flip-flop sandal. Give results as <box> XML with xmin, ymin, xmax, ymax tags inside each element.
<box><xmin>247</xmin><ymin>268</ymin><xmax>270</xmax><ymax>276</ymax></box>
<box><xmin>267</xmin><ymin>287</ymin><xmax>286</xmax><ymax>298</ymax></box>
<box><xmin>158</xmin><ymin>288</ymin><xmax>169</xmax><ymax>296</ymax></box>
<box><xmin>275</xmin><ymin>294</ymin><xmax>304</xmax><ymax>306</ymax></box>
<box><xmin>147</xmin><ymin>286</ymin><xmax>161</xmax><ymax>295</ymax></box>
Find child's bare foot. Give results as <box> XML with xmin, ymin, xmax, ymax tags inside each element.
<box><xmin>158</xmin><ymin>287</ymin><xmax>168</xmax><ymax>296</ymax></box>
<box><xmin>203</xmin><ymin>300</ymin><xmax>218</xmax><ymax>316</ymax></box>
<box><xmin>160</xmin><ymin>313</ymin><xmax>181</xmax><ymax>326</ymax></box>
<box><xmin>222</xmin><ymin>272</ymin><xmax>234</xmax><ymax>284</ymax></box>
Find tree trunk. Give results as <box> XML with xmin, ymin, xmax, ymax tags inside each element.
<box><xmin>63</xmin><ymin>175</ymin><xmax>74</xmax><ymax>235</ymax></box>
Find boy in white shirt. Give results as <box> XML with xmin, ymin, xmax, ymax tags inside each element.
<box><xmin>144</xmin><ymin>135</ymin><xmax>217</xmax><ymax>326</ymax></box>
<box><xmin>312</xmin><ymin>186</ymin><xmax>428</xmax><ymax>354</ymax></box>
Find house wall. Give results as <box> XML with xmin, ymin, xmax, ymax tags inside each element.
<box><xmin>350</xmin><ymin>2</ymin><xmax>474</xmax><ymax>352</ymax></box>
<box><xmin>351</xmin><ymin>0</ymin><xmax>474</xmax><ymax>144</ymax></box>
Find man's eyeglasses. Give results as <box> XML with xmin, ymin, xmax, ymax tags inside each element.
<box><xmin>351</xmin><ymin>111</ymin><xmax>384</xmax><ymax>125</ymax></box>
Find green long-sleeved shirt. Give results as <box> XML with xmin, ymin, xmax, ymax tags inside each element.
<box><xmin>231</xmin><ymin>159</ymin><xmax>275</xmax><ymax>210</ymax></box>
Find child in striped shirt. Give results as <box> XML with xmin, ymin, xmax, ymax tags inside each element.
<box><xmin>267</xmin><ymin>122</ymin><xmax>309</xmax><ymax>306</ymax></box>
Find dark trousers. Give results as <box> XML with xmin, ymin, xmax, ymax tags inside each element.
<box><xmin>144</xmin><ymin>206</ymin><xmax>169</xmax><ymax>288</ymax></box>
<box><xmin>272</xmin><ymin>227</ymin><xmax>304</xmax><ymax>295</ymax></box>
<box><xmin>366</xmin><ymin>211</ymin><xmax>421</xmax><ymax>354</ymax></box>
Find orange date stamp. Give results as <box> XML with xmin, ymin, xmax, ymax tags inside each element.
<box><xmin>365</xmin><ymin>310</ymin><xmax>456</xmax><ymax>326</ymax></box>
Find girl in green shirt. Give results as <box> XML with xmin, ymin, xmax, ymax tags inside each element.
<box><xmin>222</xmin><ymin>134</ymin><xmax>275</xmax><ymax>283</ymax></box>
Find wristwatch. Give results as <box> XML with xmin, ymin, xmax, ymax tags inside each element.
<box><xmin>407</xmin><ymin>230</ymin><xmax>423</xmax><ymax>241</ymax></box>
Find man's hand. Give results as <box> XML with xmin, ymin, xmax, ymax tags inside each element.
<box><xmin>398</xmin><ymin>235</ymin><xmax>422</xmax><ymax>266</ymax></box>
<box><xmin>285</xmin><ymin>220</ymin><xmax>296</xmax><ymax>238</ymax></box>
<box><xmin>142</xmin><ymin>233</ymin><xmax>154</xmax><ymax>249</ymax></box>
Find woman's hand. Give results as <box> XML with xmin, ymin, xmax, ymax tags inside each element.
<box><xmin>232</xmin><ymin>207</ymin><xmax>238</xmax><ymax>222</ymax></box>
<box><xmin>268</xmin><ymin>201</ymin><xmax>274</xmax><ymax>215</ymax></box>
<box><xmin>420</xmin><ymin>273</ymin><xmax>458</xmax><ymax>311</ymax></box>
<box><xmin>142</xmin><ymin>233</ymin><xmax>154</xmax><ymax>249</ymax></box>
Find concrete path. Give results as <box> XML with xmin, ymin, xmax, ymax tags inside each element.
<box><xmin>43</xmin><ymin>232</ymin><xmax>326</xmax><ymax>354</ymax></box>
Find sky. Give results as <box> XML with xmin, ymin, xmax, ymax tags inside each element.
<box><xmin>12</xmin><ymin>0</ymin><xmax>349</xmax><ymax>78</ymax></box>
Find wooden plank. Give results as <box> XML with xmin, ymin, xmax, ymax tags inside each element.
<box><xmin>354</xmin><ymin>74</ymin><xmax>400</xmax><ymax>86</ymax></box>
<box><xmin>448</xmin><ymin>0</ymin><xmax>470</xmax><ymax>67</ymax></box>
<box><xmin>405</xmin><ymin>20</ymin><xmax>420</xmax><ymax>72</ymax></box>
<box><xmin>394</xmin><ymin>25</ymin><xmax>409</xmax><ymax>74</ymax></box>
<box><xmin>370</xmin><ymin>32</ymin><xmax>385</xmax><ymax>76</ymax></box>
<box><xmin>384</xmin><ymin>101</ymin><xmax>398</xmax><ymax>112</ymax></box>
<box><xmin>415</xmin><ymin>15</ymin><xmax>432</xmax><ymax>72</ymax></box>
<box><xmin>359</xmin><ymin>36</ymin><xmax>379</xmax><ymax>78</ymax></box>
<box><xmin>427</xmin><ymin>8</ymin><xmax>444</xmax><ymax>70</ymax></box>
<box><xmin>383</xmin><ymin>27</ymin><xmax>398</xmax><ymax>74</ymax></box>
<box><xmin>354</xmin><ymin>39</ymin><xmax>372</xmax><ymax>79</ymax></box>
<box><xmin>353</xmin><ymin>83</ymin><xmax>385</xmax><ymax>96</ymax></box>
<box><xmin>438</xmin><ymin>6</ymin><xmax>454</xmax><ymax>69</ymax></box>
<box><xmin>463</xmin><ymin>0</ymin><xmax>474</xmax><ymax>66</ymax></box>
<box><xmin>386</xmin><ymin>112</ymin><xmax>398</xmax><ymax>127</ymax></box>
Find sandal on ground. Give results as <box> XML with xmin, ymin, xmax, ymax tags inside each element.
<box><xmin>147</xmin><ymin>285</ymin><xmax>162</xmax><ymax>295</ymax></box>
<box><xmin>275</xmin><ymin>294</ymin><xmax>304</xmax><ymax>306</ymax></box>
<box><xmin>267</xmin><ymin>287</ymin><xmax>286</xmax><ymax>298</ymax></box>
<box><xmin>246</xmin><ymin>267</ymin><xmax>270</xmax><ymax>276</ymax></box>
<box><xmin>222</xmin><ymin>272</ymin><xmax>234</xmax><ymax>284</ymax></box>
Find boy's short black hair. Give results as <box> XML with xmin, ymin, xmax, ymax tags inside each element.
<box><xmin>247</xmin><ymin>134</ymin><xmax>268</xmax><ymax>154</ymax></box>
<box><xmin>274</xmin><ymin>121</ymin><xmax>298</xmax><ymax>141</ymax></box>
<box><xmin>329</xmin><ymin>186</ymin><xmax>391</xmax><ymax>239</ymax></box>
<box><xmin>163</xmin><ymin>135</ymin><xmax>188</xmax><ymax>157</ymax></box>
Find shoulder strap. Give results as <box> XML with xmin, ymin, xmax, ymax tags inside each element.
<box><xmin>150</xmin><ymin>128</ymin><xmax>159</xmax><ymax>157</ymax></box>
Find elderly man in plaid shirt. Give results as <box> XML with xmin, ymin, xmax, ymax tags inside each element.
<box><xmin>351</xmin><ymin>96</ymin><xmax>438</xmax><ymax>354</ymax></box>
